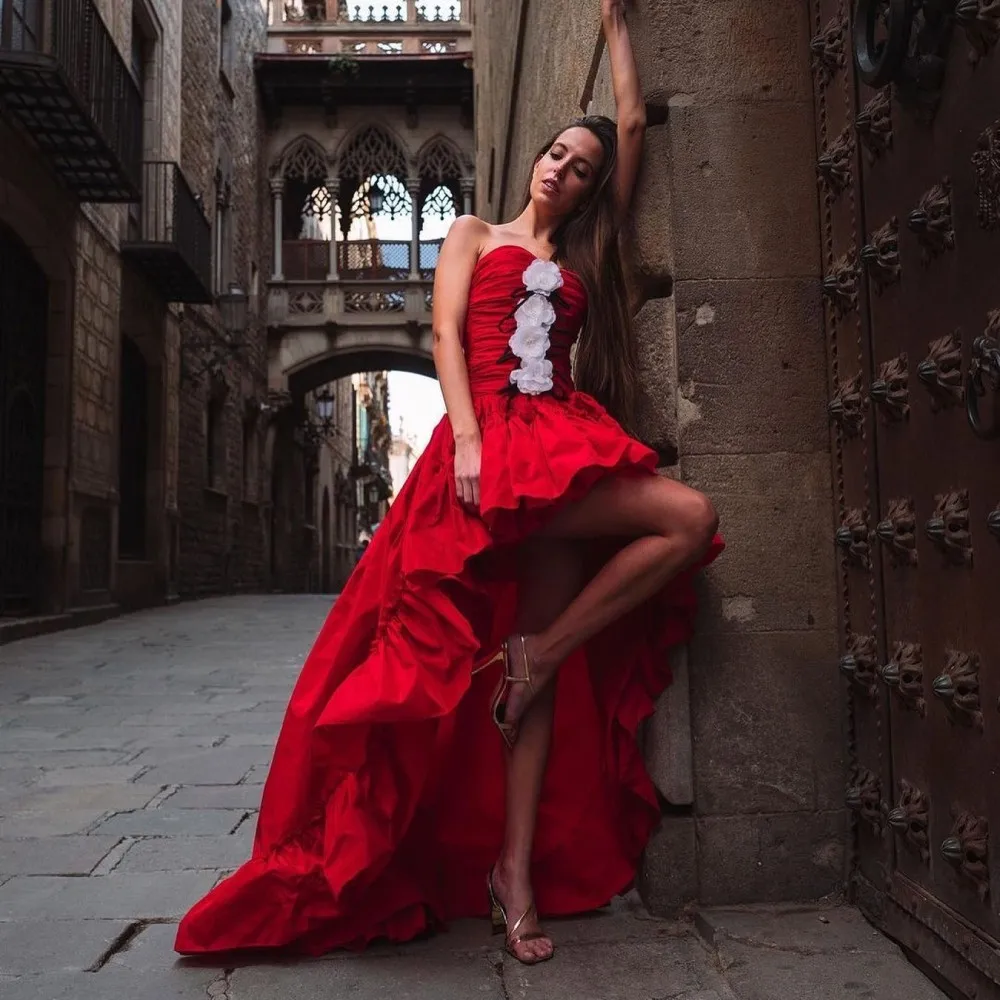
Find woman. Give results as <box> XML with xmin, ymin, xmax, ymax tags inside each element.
<box><xmin>175</xmin><ymin>0</ymin><xmax>722</xmax><ymax>967</ymax></box>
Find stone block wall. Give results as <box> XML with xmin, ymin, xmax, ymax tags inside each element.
<box><xmin>176</xmin><ymin>0</ymin><xmax>271</xmax><ymax>598</ymax></box>
<box><xmin>474</xmin><ymin>0</ymin><xmax>845</xmax><ymax>909</ymax></box>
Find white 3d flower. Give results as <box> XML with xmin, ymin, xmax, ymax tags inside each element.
<box><xmin>522</xmin><ymin>258</ymin><xmax>564</xmax><ymax>295</ymax></box>
<box><xmin>514</xmin><ymin>294</ymin><xmax>556</xmax><ymax>329</ymax></box>
<box><xmin>508</xmin><ymin>259</ymin><xmax>561</xmax><ymax>395</ymax></box>
<box><xmin>510</xmin><ymin>359</ymin><xmax>554</xmax><ymax>394</ymax></box>
<box><xmin>508</xmin><ymin>324</ymin><xmax>550</xmax><ymax>360</ymax></box>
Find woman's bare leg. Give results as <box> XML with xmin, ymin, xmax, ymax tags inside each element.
<box><xmin>502</xmin><ymin>474</ymin><xmax>717</xmax><ymax>727</ymax></box>
<box><xmin>492</xmin><ymin>538</ymin><xmax>582</xmax><ymax>962</ymax></box>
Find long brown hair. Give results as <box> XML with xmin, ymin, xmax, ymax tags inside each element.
<box><xmin>523</xmin><ymin>116</ymin><xmax>639</xmax><ymax>432</ymax></box>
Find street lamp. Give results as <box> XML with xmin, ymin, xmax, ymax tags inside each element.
<box><xmin>217</xmin><ymin>283</ymin><xmax>249</xmax><ymax>338</ymax></box>
<box><xmin>368</xmin><ymin>180</ymin><xmax>385</xmax><ymax>216</ymax></box>
<box><xmin>314</xmin><ymin>385</ymin><xmax>336</xmax><ymax>435</ymax></box>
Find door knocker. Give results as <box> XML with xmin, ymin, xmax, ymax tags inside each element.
<box><xmin>854</xmin><ymin>0</ymin><xmax>914</xmax><ymax>87</ymax></box>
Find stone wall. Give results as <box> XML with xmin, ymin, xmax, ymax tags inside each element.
<box><xmin>176</xmin><ymin>0</ymin><xmax>271</xmax><ymax>598</ymax></box>
<box><xmin>474</xmin><ymin>0</ymin><xmax>844</xmax><ymax>909</ymax></box>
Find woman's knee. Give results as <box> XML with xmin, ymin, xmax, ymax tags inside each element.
<box><xmin>653</xmin><ymin>482</ymin><xmax>718</xmax><ymax>549</ymax></box>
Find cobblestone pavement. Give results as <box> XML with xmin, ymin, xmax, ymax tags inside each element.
<box><xmin>0</xmin><ymin>597</ymin><xmax>948</xmax><ymax>999</ymax></box>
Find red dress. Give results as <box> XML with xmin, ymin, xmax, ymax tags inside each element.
<box><xmin>174</xmin><ymin>244</ymin><xmax>724</xmax><ymax>956</ymax></box>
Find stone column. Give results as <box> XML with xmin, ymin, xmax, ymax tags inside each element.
<box><xmin>270</xmin><ymin>177</ymin><xmax>285</xmax><ymax>281</ymax></box>
<box><xmin>325</xmin><ymin>175</ymin><xmax>340</xmax><ymax>280</ymax></box>
<box><xmin>406</xmin><ymin>0</ymin><xmax>417</xmax><ymax>22</ymax></box>
<box><xmin>460</xmin><ymin>176</ymin><xmax>474</xmax><ymax>216</ymax></box>
<box><xmin>406</xmin><ymin>176</ymin><xmax>421</xmax><ymax>280</ymax></box>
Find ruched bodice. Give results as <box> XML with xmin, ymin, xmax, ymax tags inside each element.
<box><xmin>464</xmin><ymin>244</ymin><xmax>588</xmax><ymax>397</ymax></box>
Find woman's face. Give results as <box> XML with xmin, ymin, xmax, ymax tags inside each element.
<box><xmin>529</xmin><ymin>127</ymin><xmax>605</xmax><ymax>217</ymax></box>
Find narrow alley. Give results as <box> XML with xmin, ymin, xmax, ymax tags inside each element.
<box><xmin>0</xmin><ymin>600</ymin><xmax>948</xmax><ymax>999</ymax></box>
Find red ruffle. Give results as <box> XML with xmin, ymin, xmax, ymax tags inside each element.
<box><xmin>174</xmin><ymin>388</ymin><xmax>723</xmax><ymax>958</ymax></box>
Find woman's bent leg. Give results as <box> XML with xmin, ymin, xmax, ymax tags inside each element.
<box><xmin>503</xmin><ymin>474</ymin><xmax>717</xmax><ymax>727</ymax></box>
<box><xmin>493</xmin><ymin>538</ymin><xmax>582</xmax><ymax>962</ymax></box>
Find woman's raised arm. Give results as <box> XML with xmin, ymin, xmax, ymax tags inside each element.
<box><xmin>602</xmin><ymin>0</ymin><xmax>646</xmax><ymax>216</ymax></box>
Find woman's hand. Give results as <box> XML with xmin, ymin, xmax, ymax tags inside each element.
<box><xmin>601</xmin><ymin>0</ymin><xmax>627</xmax><ymax>21</ymax></box>
<box><xmin>454</xmin><ymin>432</ymin><xmax>482</xmax><ymax>510</ymax></box>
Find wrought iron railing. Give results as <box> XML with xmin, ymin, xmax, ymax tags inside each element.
<box><xmin>0</xmin><ymin>0</ymin><xmax>143</xmax><ymax>197</ymax></box>
<box><xmin>134</xmin><ymin>161</ymin><xmax>212</xmax><ymax>298</ymax></box>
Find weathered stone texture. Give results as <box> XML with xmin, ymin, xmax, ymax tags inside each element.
<box><xmin>71</xmin><ymin>219</ymin><xmax>122</xmax><ymax>498</ymax></box>
<box><xmin>474</xmin><ymin>0</ymin><xmax>842</xmax><ymax>912</ymax></box>
<box><xmin>176</xmin><ymin>0</ymin><xmax>270</xmax><ymax>598</ymax></box>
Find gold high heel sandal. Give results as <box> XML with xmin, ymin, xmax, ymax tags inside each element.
<box><xmin>482</xmin><ymin>636</ymin><xmax>535</xmax><ymax>750</ymax></box>
<box><xmin>488</xmin><ymin>865</ymin><xmax>553</xmax><ymax>965</ymax></box>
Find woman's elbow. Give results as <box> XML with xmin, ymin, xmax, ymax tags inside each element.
<box><xmin>432</xmin><ymin>324</ymin><xmax>460</xmax><ymax>353</ymax></box>
<box><xmin>621</xmin><ymin>111</ymin><xmax>646</xmax><ymax>137</ymax></box>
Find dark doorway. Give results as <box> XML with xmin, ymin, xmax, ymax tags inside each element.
<box><xmin>0</xmin><ymin>223</ymin><xmax>48</xmax><ymax>616</ymax></box>
<box><xmin>118</xmin><ymin>336</ymin><xmax>148</xmax><ymax>559</ymax></box>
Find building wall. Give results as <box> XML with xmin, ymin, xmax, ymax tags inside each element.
<box><xmin>176</xmin><ymin>0</ymin><xmax>271</xmax><ymax>598</ymax></box>
<box><xmin>0</xmin><ymin>0</ymin><xmax>185</xmax><ymax>616</ymax></box>
<box><xmin>474</xmin><ymin>0</ymin><xmax>844</xmax><ymax>910</ymax></box>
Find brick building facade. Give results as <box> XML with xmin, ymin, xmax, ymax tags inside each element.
<box><xmin>0</xmin><ymin>0</ymin><xmax>349</xmax><ymax>633</ymax></box>
<box><xmin>174</xmin><ymin>0</ymin><xmax>270</xmax><ymax>598</ymax></box>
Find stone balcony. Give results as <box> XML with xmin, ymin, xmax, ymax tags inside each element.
<box><xmin>267</xmin><ymin>240</ymin><xmax>439</xmax><ymax>388</ymax></box>
<box><xmin>267</xmin><ymin>1</ymin><xmax>471</xmax><ymax>57</ymax></box>
<box><xmin>268</xmin><ymin>277</ymin><xmax>432</xmax><ymax>328</ymax></box>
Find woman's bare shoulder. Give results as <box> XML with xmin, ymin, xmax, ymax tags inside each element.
<box><xmin>446</xmin><ymin>215</ymin><xmax>492</xmax><ymax>244</ymax></box>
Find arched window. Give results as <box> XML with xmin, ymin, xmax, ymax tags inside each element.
<box><xmin>416</xmin><ymin>136</ymin><xmax>465</xmax><ymax>276</ymax></box>
<box><xmin>336</xmin><ymin>126</ymin><xmax>412</xmax><ymax>281</ymax></box>
<box><xmin>276</xmin><ymin>136</ymin><xmax>332</xmax><ymax>279</ymax></box>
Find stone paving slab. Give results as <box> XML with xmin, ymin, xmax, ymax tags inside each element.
<box><xmin>0</xmin><ymin>836</ymin><xmax>122</xmax><ymax>876</ymax></box>
<box><xmin>36</xmin><ymin>766</ymin><xmax>146</xmax><ymax>787</ymax></box>
<box><xmin>90</xmin><ymin>807</ymin><xmax>249</xmax><ymax>838</ymax></box>
<box><xmin>0</xmin><ymin>597</ymin><xmax>955</xmax><ymax>1000</ymax></box>
<box><xmin>114</xmin><ymin>831</ymin><xmax>254</xmax><ymax>873</ymax></box>
<box><xmin>230</xmin><ymin>954</ymin><xmax>504</xmax><ymax>1000</ymax></box>
<box><xmin>0</xmin><ymin>919</ymin><xmax>133</xmax><ymax>976</ymax></box>
<box><xmin>130</xmin><ymin>746</ymin><xmax>268</xmax><ymax>786</ymax></box>
<box><xmin>0</xmin><ymin>968</ymin><xmax>219</xmax><ymax>1000</ymax></box>
<box><xmin>697</xmin><ymin>906</ymin><xmax>948</xmax><ymax>1000</ymax></box>
<box><xmin>166</xmin><ymin>783</ymin><xmax>264</xmax><ymax>810</ymax></box>
<box><xmin>1</xmin><ymin>784</ymin><xmax>160</xmax><ymax>838</ymax></box>
<box><xmin>0</xmin><ymin>871</ymin><xmax>220</xmax><ymax>921</ymax></box>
